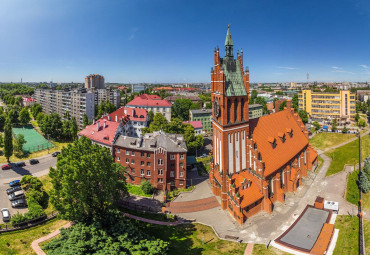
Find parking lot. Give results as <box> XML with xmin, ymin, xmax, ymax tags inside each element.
<box><xmin>0</xmin><ymin>183</ymin><xmax>28</xmax><ymax>224</ymax></box>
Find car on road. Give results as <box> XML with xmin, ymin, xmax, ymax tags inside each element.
<box><xmin>29</xmin><ymin>159</ymin><xmax>39</xmax><ymax>165</ymax></box>
<box><xmin>52</xmin><ymin>151</ymin><xmax>61</xmax><ymax>157</ymax></box>
<box><xmin>11</xmin><ymin>198</ymin><xmax>27</xmax><ymax>208</ymax></box>
<box><xmin>9</xmin><ymin>180</ymin><xmax>20</xmax><ymax>187</ymax></box>
<box><xmin>14</xmin><ymin>161</ymin><xmax>26</xmax><ymax>167</ymax></box>
<box><xmin>6</xmin><ymin>185</ymin><xmax>22</xmax><ymax>195</ymax></box>
<box><xmin>1</xmin><ymin>164</ymin><xmax>12</xmax><ymax>170</ymax></box>
<box><xmin>1</xmin><ymin>208</ymin><xmax>10</xmax><ymax>222</ymax></box>
<box><xmin>8</xmin><ymin>190</ymin><xmax>25</xmax><ymax>201</ymax></box>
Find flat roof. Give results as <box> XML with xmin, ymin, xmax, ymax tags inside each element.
<box><xmin>276</xmin><ymin>206</ymin><xmax>331</xmax><ymax>252</ymax></box>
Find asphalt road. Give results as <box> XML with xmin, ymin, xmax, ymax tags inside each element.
<box><xmin>0</xmin><ymin>155</ymin><xmax>57</xmax><ymax>224</ymax></box>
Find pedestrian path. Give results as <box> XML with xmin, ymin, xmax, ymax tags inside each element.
<box><xmin>244</xmin><ymin>243</ymin><xmax>254</xmax><ymax>255</ymax></box>
<box><xmin>165</xmin><ymin>196</ymin><xmax>220</xmax><ymax>213</ymax></box>
<box><xmin>122</xmin><ymin>212</ymin><xmax>183</xmax><ymax>226</ymax></box>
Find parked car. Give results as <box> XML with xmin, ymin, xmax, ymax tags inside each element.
<box><xmin>52</xmin><ymin>151</ymin><xmax>60</xmax><ymax>157</ymax></box>
<box><xmin>11</xmin><ymin>198</ymin><xmax>27</xmax><ymax>208</ymax></box>
<box><xmin>29</xmin><ymin>159</ymin><xmax>39</xmax><ymax>165</ymax></box>
<box><xmin>1</xmin><ymin>208</ymin><xmax>10</xmax><ymax>222</ymax></box>
<box><xmin>6</xmin><ymin>185</ymin><xmax>22</xmax><ymax>195</ymax></box>
<box><xmin>14</xmin><ymin>161</ymin><xmax>26</xmax><ymax>167</ymax></box>
<box><xmin>8</xmin><ymin>190</ymin><xmax>25</xmax><ymax>201</ymax></box>
<box><xmin>9</xmin><ymin>180</ymin><xmax>20</xmax><ymax>187</ymax></box>
<box><xmin>1</xmin><ymin>164</ymin><xmax>12</xmax><ymax>170</ymax></box>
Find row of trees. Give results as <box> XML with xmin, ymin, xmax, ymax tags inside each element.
<box><xmin>37</xmin><ymin>112</ymin><xmax>78</xmax><ymax>141</ymax></box>
<box><xmin>171</xmin><ymin>98</ymin><xmax>202</xmax><ymax>121</ymax></box>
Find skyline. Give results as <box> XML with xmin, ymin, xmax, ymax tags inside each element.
<box><xmin>0</xmin><ymin>0</ymin><xmax>370</xmax><ymax>83</ymax></box>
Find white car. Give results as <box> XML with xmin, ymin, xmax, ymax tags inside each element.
<box><xmin>1</xmin><ymin>208</ymin><xmax>10</xmax><ymax>222</ymax></box>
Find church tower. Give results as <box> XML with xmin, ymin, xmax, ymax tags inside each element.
<box><xmin>210</xmin><ymin>25</ymin><xmax>250</xmax><ymax>210</ymax></box>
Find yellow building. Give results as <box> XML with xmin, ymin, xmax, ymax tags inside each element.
<box><xmin>298</xmin><ymin>90</ymin><xmax>355</xmax><ymax>121</ymax></box>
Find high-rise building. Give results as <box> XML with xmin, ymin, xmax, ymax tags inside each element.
<box><xmin>298</xmin><ymin>90</ymin><xmax>356</xmax><ymax>122</ymax></box>
<box><xmin>209</xmin><ymin>26</ymin><xmax>318</xmax><ymax>224</ymax></box>
<box><xmin>85</xmin><ymin>74</ymin><xmax>105</xmax><ymax>89</ymax></box>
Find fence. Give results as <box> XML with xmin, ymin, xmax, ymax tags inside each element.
<box><xmin>0</xmin><ymin>211</ymin><xmax>58</xmax><ymax>234</ymax></box>
<box><xmin>23</xmin><ymin>142</ymin><xmax>54</xmax><ymax>153</ymax></box>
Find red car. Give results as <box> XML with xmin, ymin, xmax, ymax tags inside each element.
<box><xmin>2</xmin><ymin>164</ymin><xmax>12</xmax><ymax>170</ymax></box>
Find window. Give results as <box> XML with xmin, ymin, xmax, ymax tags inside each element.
<box><xmin>158</xmin><ymin>159</ymin><xmax>163</xmax><ymax>165</ymax></box>
<box><xmin>179</xmin><ymin>180</ymin><xmax>184</xmax><ymax>186</ymax></box>
<box><xmin>126</xmin><ymin>150</ymin><xmax>129</xmax><ymax>155</ymax></box>
<box><xmin>126</xmin><ymin>158</ymin><xmax>129</xmax><ymax>163</ymax></box>
<box><xmin>131</xmin><ymin>168</ymin><xmax>135</xmax><ymax>174</ymax></box>
<box><xmin>180</xmin><ymin>171</ymin><xmax>184</xmax><ymax>177</ymax></box>
<box><xmin>141</xmin><ymin>152</ymin><xmax>145</xmax><ymax>157</ymax></box>
<box><xmin>170</xmin><ymin>171</ymin><xmax>174</xmax><ymax>177</ymax></box>
<box><xmin>131</xmin><ymin>159</ymin><xmax>135</xmax><ymax>164</ymax></box>
<box><xmin>131</xmin><ymin>151</ymin><xmax>135</xmax><ymax>156</ymax></box>
<box><xmin>158</xmin><ymin>169</ymin><xmax>163</xmax><ymax>175</ymax></box>
<box><xmin>116</xmin><ymin>148</ymin><xmax>120</xmax><ymax>153</ymax></box>
<box><xmin>170</xmin><ymin>163</ymin><xmax>175</xmax><ymax>168</ymax></box>
<box><xmin>141</xmin><ymin>169</ymin><xmax>144</xmax><ymax>175</ymax></box>
<box><xmin>141</xmin><ymin>161</ymin><xmax>144</xmax><ymax>166</ymax></box>
<box><xmin>147</xmin><ymin>162</ymin><xmax>151</xmax><ymax>167</ymax></box>
<box><xmin>117</xmin><ymin>156</ymin><xmax>120</xmax><ymax>161</ymax></box>
<box><xmin>158</xmin><ymin>178</ymin><xmax>163</xmax><ymax>183</ymax></box>
<box><xmin>179</xmin><ymin>163</ymin><xmax>183</xmax><ymax>168</ymax></box>
<box><xmin>180</xmin><ymin>154</ymin><xmax>184</xmax><ymax>160</ymax></box>
<box><xmin>147</xmin><ymin>153</ymin><xmax>150</xmax><ymax>158</ymax></box>
<box><xmin>147</xmin><ymin>170</ymin><xmax>151</xmax><ymax>176</ymax></box>
<box><xmin>170</xmin><ymin>155</ymin><xmax>175</xmax><ymax>160</ymax></box>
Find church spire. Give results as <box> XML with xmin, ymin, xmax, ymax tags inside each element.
<box><xmin>225</xmin><ymin>24</ymin><xmax>233</xmax><ymax>57</ymax></box>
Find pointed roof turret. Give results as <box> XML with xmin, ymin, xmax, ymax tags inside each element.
<box><xmin>225</xmin><ymin>24</ymin><xmax>233</xmax><ymax>46</ymax></box>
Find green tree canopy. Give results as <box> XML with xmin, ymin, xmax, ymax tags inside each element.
<box><xmin>4</xmin><ymin>118</ymin><xmax>13</xmax><ymax>162</ymax></box>
<box><xmin>313</xmin><ymin>121</ymin><xmax>321</xmax><ymax>131</ymax></box>
<box><xmin>298</xmin><ymin>110</ymin><xmax>308</xmax><ymax>124</ymax></box>
<box><xmin>14</xmin><ymin>134</ymin><xmax>26</xmax><ymax>154</ymax></box>
<box><xmin>278</xmin><ymin>100</ymin><xmax>287</xmax><ymax>111</ymax></box>
<box><xmin>49</xmin><ymin>136</ymin><xmax>128</xmax><ymax>222</ymax></box>
<box><xmin>172</xmin><ymin>98</ymin><xmax>193</xmax><ymax>120</ymax></box>
<box><xmin>83</xmin><ymin>113</ymin><xmax>89</xmax><ymax>128</ymax></box>
<box><xmin>31</xmin><ymin>103</ymin><xmax>42</xmax><ymax>118</ymax></box>
<box><xmin>19</xmin><ymin>108</ymin><xmax>31</xmax><ymax>126</ymax></box>
<box><xmin>332</xmin><ymin>119</ymin><xmax>338</xmax><ymax>132</ymax></box>
<box><xmin>0</xmin><ymin>114</ymin><xmax>6</xmax><ymax>131</ymax></box>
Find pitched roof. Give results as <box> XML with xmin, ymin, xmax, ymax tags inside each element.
<box><xmin>233</xmin><ymin>171</ymin><xmax>264</xmax><ymax>208</ymax></box>
<box><xmin>104</xmin><ymin>107</ymin><xmax>147</xmax><ymax>122</ymax></box>
<box><xmin>182</xmin><ymin>121</ymin><xmax>203</xmax><ymax>129</ymax></box>
<box><xmin>249</xmin><ymin>109</ymin><xmax>309</xmax><ymax>177</ymax></box>
<box><xmin>126</xmin><ymin>94</ymin><xmax>171</xmax><ymax>107</ymax></box>
<box><xmin>78</xmin><ymin>119</ymin><xmax>120</xmax><ymax>146</ymax></box>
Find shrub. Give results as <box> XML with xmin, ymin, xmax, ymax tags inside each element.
<box><xmin>359</xmin><ymin>171</ymin><xmax>370</xmax><ymax>193</ymax></box>
<box><xmin>25</xmin><ymin>189</ymin><xmax>48</xmax><ymax>208</ymax></box>
<box><xmin>342</xmin><ymin>127</ymin><xmax>348</xmax><ymax>134</ymax></box>
<box><xmin>11</xmin><ymin>212</ymin><xmax>27</xmax><ymax>225</ymax></box>
<box><xmin>21</xmin><ymin>175</ymin><xmax>42</xmax><ymax>191</ymax></box>
<box><xmin>140</xmin><ymin>180</ymin><xmax>153</xmax><ymax>195</ymax></box>
<box><xmin>25</xmin><ymin>202</ymin><xmax>45</xmax><ymax>220</ymax></box>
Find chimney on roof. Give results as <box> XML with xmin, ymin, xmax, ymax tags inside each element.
<box><xmin>115</xmin><ymin>115</ymin><xmax>118</xmax><ymax>122</ymax></box>
<box><xmin>97</xmin><ymin>121</ymin><xmax>100</xmax><ymax>131</ymax></box>
<box><xmin>104</xmin><ymin>120</ymin><xmax>107</xmax><ymax>128</ymax></box>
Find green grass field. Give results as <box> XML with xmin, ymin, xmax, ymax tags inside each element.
<box><xmin>325</xmin><ymin>135</ymin><xmax>370</xmax><ymax>176</ymax></box>
<box><xmin>346</xmin><ymin>170</ymin><xmax>370</xmax><ymax>211</ymax></box>
<box><xmin>127</xmin><ymin>183</ymin><xmax>152</xmax><ymax>197</ymax></box>
<box><xmin>309</xmin><ymin>132</ymin><xmax>356</xmax><ymax>151</ymax></box>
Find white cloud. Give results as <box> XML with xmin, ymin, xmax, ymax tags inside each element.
<box><xmin>360</xmin><ymin>64</ymin><xmax>369</xmax><ymax>69</ymax></box>
<box><xmin>331</xmin><ymin>66</ymin><xmax>342</xmax><ymax>69</ymax></box>
<box><xmin>277</xmin><ymin>66</ymin><xmax>298</xmax><ymax>70</ymax></box>
<box><xmin>331</xmin><ymin>70</ymin><xmax>355</xmax><ymax>74</ymax></box>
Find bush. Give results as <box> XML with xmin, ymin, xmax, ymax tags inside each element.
<box><xmin>342</xmin><ymin>127</ymin><xmax>348</xmax><ymax>133</ymax></box>
<box><xmin>359</xmin><ymin>171</ymin><xmax>370</xmax><ymax>193</ymax></box>
<box><xmin>11</xmin><ymin>212</ymin><xmax>27</xmax><ymax>225</ymax></box>
<box><xmin>140</xmin><ymin>180</ymin><xmax>153</xmax><ymax>195</ymax></box>
<box><xmin>21</xmin><ymin>175</ymin><xmax>42</xmax><ymax>191</ymax></box>
<box><xmin>25</xmin><ymin>202</ymin><xmax>45</xmax><ymax>220</ymax></box>
<box><xmin>25</xmin><ymin>189</ymin><xmax>48</xmax><ymax>208</ymax></box>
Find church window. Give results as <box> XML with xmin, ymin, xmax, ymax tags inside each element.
<box><xmin>234</xmin><ymin>99</ymin><xmax>238</xmax><ymax>122</ymax></box>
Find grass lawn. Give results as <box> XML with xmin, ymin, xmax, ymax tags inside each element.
<box><xmin>309</xmin><ymin>132</ymin><xmax>356</xmax><ymax>151</ymax></box>
<box><xmin>346</xmin><ymin>170</ymin><xmax>370</xmax><ymax>211</ymax></box>
<box><xmin>252</xmin><ymin>244</ymin><xmax>290</xmax><ymax>254</ymax></box>
<box><xmin>0</xmin><ymin>218</ymin><xmax>68</xmax><ymax>255</ymax></box>
<box><xmin>316</xmin><ymin>156</ymin><xmax>324</xmax><ymax>173</ymax></box>
<box><xmin>167</xmin><ymin>186</ymin><xmax>195</xmax><ymax>201</ymax></box>
<box><xmin>325</xmin><ymin>135</ymin><xmax>370</xmax><ymax>176</ymax></box>
<box><xmin>127</xmin><ymin>183</ymin><xmax>152</xmax><ymax>197</ymax></box>
<box><xmin>144</xmin><ymin>222</ymin><xmax>247</xmax><ymax>255</ymax></box>
<box><xmin>39</xmin><ymin>175</ymin><xmax>55</xmax><ymax>215</ymax></box>
<box><xmin>118</xmin><ymin>206</ymin><xmax>175</xmax><ymax>222</ymax></box>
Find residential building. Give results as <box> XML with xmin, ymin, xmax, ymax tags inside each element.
<box><xmin>113</xmin><ymin>131</ymin><xmax>187</xmax><ymax>190</ymax></box>
<box><xmin>94</xmin><ymin>88</ymin><xmax>121</xmax><ymax>109</ymax></box>
<box><xmin>357</xmin><ymin>90</ymin><xmax>370</xmax><ymax>102</ymax></box>
<box><xmin>248</xmin><ymin>104</ymin><xmax>263</xmax><ymax>119</ymax></box>
<box><xmin>102</xmin><ymin>107</ymin><xmax>149</xmax><ymax>137</ymax></box>
<box><xmin>85</xmin><ymin>74</ymin><xmax>105</xmax><ymax>89</ymax></box>
<box><xmin>298</xmin><ymin>90</ymin><xmax>356</xmax><ymax>122</ymax></box>
<box><xmin>164</xmin><ymin>95</ymin><xmax>202</xmax><ymax>105</ymax></box>
<box><xmin>126</xmin><ymin>94</ymin><xmax>172</xmax><ymax>121</ymax></box>
<box><xmin>182</xmin><ymin>121</ymin><xmax>203</xmax><ymax>135</ymax></box>
<box><xmin>189</xmin><ymin>109</ymin><xmax>212</xmax><ymax>135</ymax></box>
<box><xmin>209</xmin><ymin>26</ymin><xmax>318</xmax><ymax>224</ymax></box>
<box><xmin>34</xmin><ymin>88</ymin><xmax>95</xmax><ymax>128</ymax></box>
<box><xmin>22</xmin><ymin>97</ymin><xmax>35</xmax><ymax>107</ymax></box>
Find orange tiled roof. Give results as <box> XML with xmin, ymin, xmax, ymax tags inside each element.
<box><xmin>249</xmin><ymin>109</ymin><xmax>309</xmax><ymax>177</ymax></box>
<box><xmin>233</xmin><ymin>171</ymin><xmax>264</xmax><ymax>208</ymax></box>
<box><xmin>308</xmin><ymin>146</ymin><xmax>318</xmax><ymax>163</ymax></box>
<box><xmin>310</xmin><ymin>223</ymin><xmax>334</xmax><ymax>255</ymax></box>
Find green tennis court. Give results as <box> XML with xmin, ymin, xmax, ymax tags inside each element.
<box><xmin>13</xmin><ymin>125</ymin><xmax>54</xmax><ymax>153</ymax></box>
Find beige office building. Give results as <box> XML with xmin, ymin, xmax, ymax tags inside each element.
<box><xmin>85</xmin><ymin>74</ymin><xmax>105</xmax><ymax>89</ymax></box>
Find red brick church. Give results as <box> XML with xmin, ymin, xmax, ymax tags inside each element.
<box><xmin>209</xmin><ymin>26</ymin><xmax>318</xmax><ymax>224</ymax></box>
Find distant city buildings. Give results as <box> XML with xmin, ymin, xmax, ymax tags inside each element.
<box><xmin>357</xmin><ymin>90</ymin><xmax>370</xmax><ymax>102</ymax></box>
<box><xmin>189</xmin><ymin>109</ymin><xmax>212</xmax><ymax>135</ymax></box>
<box><xmin>126</xmin><ymin>94</ymin><xmax>172</xmax><ymax>121</ymax></box>
<box><xmin>85</xmin><ymin>74</ymin><xmax>105</xmax><ymax>89</ymax></box>
<box><xmin>298</xmin><ymin>90</ymin><xmax>355</xmax><ymax>122</ymax></box>
<box><xmin>248</xmin><ymin>104</ymin><xmax>263</xmax><ymax>119</ymax></box>
<box><xmin>113</xmin><ymin>131</ymin><xmax>187</xmax><ymax>190</ymax></box>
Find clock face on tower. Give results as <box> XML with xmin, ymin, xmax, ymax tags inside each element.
<box><xmin>214</xmin><ymin>99</ymin><xmax>220</xmax><ymax>117</ymax></box>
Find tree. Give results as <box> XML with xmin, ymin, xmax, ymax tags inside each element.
<box><xmin>8</xmin><ymin>108</ymin><xmax>19</xmax><ymax>124</ymax></box>
<box><xmin>83</xmin><ymin>113</ymin><xmax>89</xmax><ymax>128</ymax></box>
<box><xmin>166</xmin><ymin>118</ymin><xmax>185</xmax><ymax>134</ymax></box>
<box><xmin>4</xmin><ymin>118</ymin><xmax>13</xmax><ymax>162</ymax></box>
<box><xmin>250</xmin><ymin>90</ymin><xmax>258</xmax><ymax>104</ymax></box>
<box><xmin>140</xmin><ymin>180</ymin><xmax>153</xmax><ymax>195</ymax></box>
<box><xmin>292</xmin><ymin>94</ymin><xmax>299</xmax><ymax>112</ymax></box>
<box><xmin>148</xmin><ymin>110</ymin><xmax>154</xmax><ymax>123</ymax></box>
<box><xmin>172</xmin><ymin>98</ymin><xmax>193</xmax><ymax>120</ymax></box>
<box><xmin>49</xmin><ymin>136</ymin><xmax>128</xmax><ymax>222</ymax></box>
<box><xmin>148</xmin><ymin>113</ymin><xmax>168</xmax><ymax>132</ymax></box>
<box><xmin>70</xmin><ymin>118</ymin><xmax>78</xmax><ymax>140</ymax></box>
<box><xmin>31</xmin><ymin>103</ymin><xmax>42</xmax><ymax>118</ymax></box>
<box><xmin>19</xmin><ymin>108</ymin><xmax>31</xmax><ymax>126</ymax></box>
<box><xmin>0</xmin><ymin>114</ymin><xmax>5</xmax><ymax>131</ymax></box>
<box><xmin>355</xmin><ymin>113</ymin><xmax>360</xmax><ymax>122</ymax></box>
<box><xmin>64</xmin><ymin>110</ymin><xmax>70</xmax><ymax>120</ymax></box>
<box><xmin>332</xmin><ymin>119</ymin><xmax>338</xmax><ymax>132</ymax></box>
<box><xmin>14</xmin><ymin>134</ymin><xmax>26</xmax><ymax>154</ymax></box>
<box><xmin>255</xmin><ymin>97</ymin><xmax>268</xmax><ymax>114</ymax></box>
<box><xmin>360</xmin><ymin>171</ymin><xmax>370</xmax><ymax>193</ymax></box>
<box><xmin>14</xmin><ymin>96</ymin><xmax>22</xmax><ymax>106</ymax></box>
<box><xmin>190</xmin><ymin>102</ymin><xmax>201</xmax><ymax>110</ymax></box>
<box><xmin>62</xmin><ymin>120</ymin><xmax>71</xmax><ymax>140</ymax></box>
<box><xmin>278</xmin><ymin>101</ymin><xmax>287</xmax><ymax>111</ymax></box>
<box><xmin>40</xmin><ymin>113</ymin><xmax>63</xmax><ymax>139</ymax></box>
<box><xmin>183</xmin><ymin>124</ymin><xmax>204</xmax><ymax>154</ymax></box>
<box><xmin>298</xmin><ymin>110</ymin><xmax>308</xmax><ymax>124</ymax></box>
<box><xmin>205</xmin><ymin>102</ymin><xmax>212</xmax><ymax>109</ymax></box>
<box><xmin>313</xmin><ymin>121</ymin><xmax>321</xmax><ymax>131</ymax></box>
<box><xmin>342</xmin><ymin>126</ymin><xmax>348</xmax><ymax>133</ymax></box>
<box><xmin>358</xmin><ymin>119</ymin><xmax>367</xmax><ymax>127</ymax></box>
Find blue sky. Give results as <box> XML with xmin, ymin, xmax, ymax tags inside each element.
<box><xmin>0</xmin><ymin>0</ymin><xmax>370</xmax><ymax>83</ymax></box>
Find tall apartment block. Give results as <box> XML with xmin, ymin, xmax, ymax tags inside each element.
<box><xmin>95</xmin><ymin>88</ymin><xmax>121</xmax><ymax>109</ymax></box>
<box><xmin>35</xmin><ymin>88</ymin><xmax>95</xmax><ymax>127</ymax></box>
<box><xmin>298</xmin><ymin>90</ymin><xmax>355</xmax><ymax>122</ymax></box>
<box><xmin>85</xmin><ymin>74</ymin><xmax>105</xmax><ymax>89</ymax></box>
